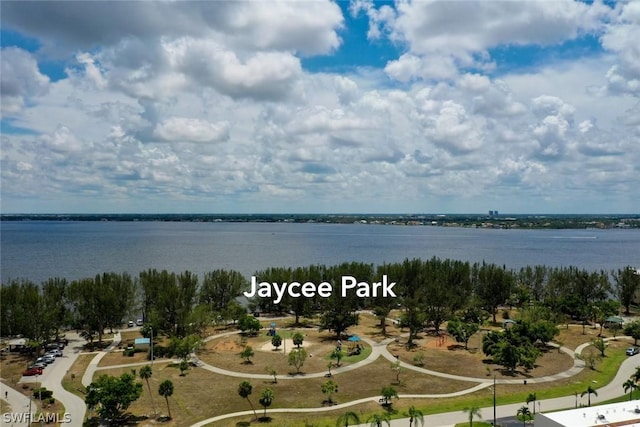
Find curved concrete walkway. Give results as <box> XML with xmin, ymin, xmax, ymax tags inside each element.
<box><xmin>81</xmin><ymin>332</ymin><xmax>121</xmax><ymax>387</ymax></box>
<box><xmin>189</xmin><ymin>331</ymin><xmax>632</xmax><ymax>426</ymax></box>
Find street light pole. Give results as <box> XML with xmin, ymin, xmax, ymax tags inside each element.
<box><xmin>493</xmin><ymin>375</ymin><xmax>496</xmax><ymax>426</ymax></box>
<box><xmin>150</xmin><ymin>326</ymin><xmax>154</xmax><ymax>365</ymax></box>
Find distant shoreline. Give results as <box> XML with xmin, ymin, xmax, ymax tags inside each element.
<box><xmin>1</xmin><ymin>213</ymin><xmax>639</xmax><ymax>229</ymax></box>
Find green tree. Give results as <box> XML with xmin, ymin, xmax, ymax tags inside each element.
<box><xmin>380</xmin><ymin>386</ymin><xmax>398</xmax><ymax>406</ymax></box>
<box><xmin>331</xmin><ymin>348</ymin><xmax>345</xmax><ymax>367</ymax></box>
<box><xmin>69</xmin><ymin>277</ymin><xmax>109</xmax><ymax>344</ymax></box>
<box><xmin>624</xmin><ymin>320</ymin><xmax>640</xmax><ymax>345</ymax></box>
<box><xmin>199</xmin><ymin>269</ymin><xmax>246</xmax><ymax>313</ymax></box>
<box><xmin>614</xmin><ymin>266</ymin><xmax>640</xmax><ymax>315</ymax></box>
<box><xmin>86</xmin><ymin>372</ymin><xmax>142</xmax><ymax>420</ymax></box>
<box><xmin>265</xmin><ymin>366</ymin><xmax>278</xmax><ymax>383</ymax></box>
<box><xmin>179</xmin><ymin>359</ymin><xmax>189</xmax><ymax>376</ymax></box>
<box><xmin>321</xmin><ymin>380</ymin><xmax>339</xmax><ymax>404</ymax></box>
<box><xmin>473</xmin><ymin>262</ymin><xmax>513</xmax><ymax>323</ymax></box>
<box><xmin>462</xmin><ymin>405</ymin><xmax>481</xmax><ymax>426</ymax></box>
<box><xmin>240</xmin><ymin>345</ymin><xmax>254</xmax><ymax>364</ymax></box>
<box><xmin>258</xmin><ymin>388</ymin><xmax>274</xmax><ymax>419</ymax></box>
<box><xmin>405</xmin><ymin>405</ymin><xmax>424</xmax><ymax>427</ymax></box>
<box><xmin>289</xmin><ymin>348</ymin><xmax>308</xmax><ymax>374</ymax></box>
<box><xmin>517</xmin><ymin>406</ymin><xmax>533</xmax><ymax>426</ymax></box>
<box><xmin>319</xmin><ymin>262</ymin><xmax>369</xmax><ymax>336</ymax></box>
<box><xmin>336</xmin><ymin>411</ymin><xmax>360</xmax><ymax>427</ymax></box>
<box><xmin>398</xmin><ymin>258</ymin><xmax>428</xmax><ymax>347</ymax></box>
<box><xmin>592</xmin><ymin>338</ymin><xmax>607</xmax><ymax>357</ymax></box>
<box><xmin>624</xmin><ymin>378</ymin><xmax>638</xmax><ymax>401</ymax></box>
<box><xmin>238</xmin><ymin>315</ymin><xmax>261</xmax><ymax>336</ymax></box>
<box><xmin>390</xmin><ymin>360</ymin><xmax>402</xmax><ymax>384</ymax></box>
<box><xmin>422</xmin><ymin>258</ymin><xmax>472</xmax><ymax>334</ymax></box>
<box><xmin>139</xmin><ymin>365</ymin><xmax>156</xmax><ymax>416</ymax></box>
<box><xmin>366</xmin><ymin>413</ymin><xmax>390</xmax><ymax>427</ymax></box>
<box><xmin>158</xmin><ymin>380</ymin><xmax>174</xmax><ymax>419</ymax></box>
<box><xmin>581</xmin><ymin>385</ymin><xmax>598</xmax><ymax>406</ymax></box>
<box><xmin>272</xmin><ymin>334</ymin><xmax>282</xmax><ymax>350</ymax></box>
<box><xmin>373</xmin><ymin>263</ymin><xmax>403</xmax><ymax>336</ymax></box>
<box><xmin>526</xmin><ymin>392</ymin><xmax>537</xmax><ymax>415</ymax></box>
<box><xmin>237</xmin><ymin>381</ymin><xmax>257</xmax><ymax>420</ymax></box>
<box><xmin>292</xmin><ymin>331</ymin><xmax>304</xmax><ymax>348</ymax></box>
<box><xmin>446</xmin><ymin>317</ymin><xmax>479</xmax><ymax>350</ymax></box>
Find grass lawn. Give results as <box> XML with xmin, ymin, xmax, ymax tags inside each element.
<box><xmin>61</xmin><ymin>353</ymin><xmax>95</xmax><ymax>398</ymax></box>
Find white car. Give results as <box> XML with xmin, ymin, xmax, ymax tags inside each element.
<box><xmin>42</xmin><ymin>355</ymin><xmax>56</xmax><ymax>364</ymax></box>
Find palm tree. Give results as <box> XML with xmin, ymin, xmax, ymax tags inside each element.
<box><xmin>258</xmin><ymin>388</ymin><xmax>274</xmax><ymax>419</ymax></box>
<box><xmin>366</xmin><ymin>413</ymin><xmax>390</xmax><ymax>427</ymax></box>
<box><xmin>336</xmin><ymin>411</ymin><xmax>360</xmax><ymax>427</ymax></box>
<box><xmin>158</xmin><ymin>380</ymin><xmax>174</xmax><ymax>419</ymax></box>
<box><xmin>237</xmin><ymin>380</ymin><xmax>258</xmax><ymax>420</ymax></box>
<box><xmin>624</xmin><ymin>378</ymin><xmax>638</xmax><ymax>401</ymax></box>
<box><xmin>526</xmin><ymin>392</ymin><xmax>537</xmax><ymax>415</ymax></box>
<box><xmin>463</xmin><ymin>405</ymin><xmax>482</xmax><ymax>426</ymax></box>
<box><xmin>517</xmin><ymin>405</ymin><xmax>532</xmax><ymax>426</ymax></box>
<box><xmin>405</xmin><ymin>405</ymin><xmax>424</xmax><ymax>427</ymax></box>
<box><xmin>581</xmin><ymin>385</ymin><xmax>598</xmax><ymax>407</ymax></box>
<box><xmin>139</xmin><ymin>365</ymin><xmax>156</xmax><ymax>416</ymax></box>
<box><xmin>633</xmin><ymin>366</ymin><xmax>640</xmax><ymax>383</ymax></box>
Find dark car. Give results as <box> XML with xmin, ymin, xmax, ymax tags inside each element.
<box><xmin>23</xmin><ymin>367</ymin><xmax>43</xmax><ymax>376</ymax></box>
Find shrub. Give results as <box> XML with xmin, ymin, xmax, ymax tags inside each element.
<box><xmin>154</xmin><ymin>345</ymin><xmax>168</xmax><ymax>358</ymax></box>
<box><xmin>33</xmin><ymin>388</ymin><xmax>53</xmax><ymax>400</ymax></box>
<box><xmin>412</xmin><ymin>351</ymin><xmax>425</xmax><ymax>366</ymax></box>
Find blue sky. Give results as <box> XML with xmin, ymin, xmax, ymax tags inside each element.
<box><xmin>1</xmin><ymin>0</ymin><xmax>639</xmax><ymax>214</ymax></box>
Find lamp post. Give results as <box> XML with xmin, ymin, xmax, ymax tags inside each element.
<box><xmin>493</xmin><ymin>375</ymin><xmax>496</xmax><ymax>426</ymax></box>
<box><xmin>150</xmin><ymin>326</ymin><xmax>154</xmax><ymax>365</ymax></box>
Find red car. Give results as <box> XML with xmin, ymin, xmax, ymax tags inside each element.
<box><xmin>23</xmin><ymin>367</ymin><xmax>43</xmax><ymax>376</ymax></box>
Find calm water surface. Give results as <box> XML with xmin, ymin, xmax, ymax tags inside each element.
<box><xmin>1</xmin><ymin>221</ymin><xmax>639</xmax><ymax>283</ymax></box>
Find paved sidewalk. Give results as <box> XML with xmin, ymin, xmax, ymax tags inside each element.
<box><xmin>1</xmin><ymin>380</ymin><xmax>35</xmax><ymax>426</ymax></box>
<box><xmin>81</xmin><ymin>331</ymin><xmax>121</xmax><ymax>387</ymax></box>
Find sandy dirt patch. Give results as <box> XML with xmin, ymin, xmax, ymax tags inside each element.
<box><xmin>258</xmin><ymin>338</ymin><xmax>309</xmax><ymax>354</ymax></box>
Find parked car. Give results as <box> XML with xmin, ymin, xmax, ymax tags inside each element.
<box><xmin>23</xmin><ymin>367</ymin><xmax>43</xmax><ymax>376</ymax></box>
<box><xmin>128</xmin><ymin>320</ymin><xmax>134</xmax><ymax>327</ymax></box>
<box><xmin>136</xmin><ymin>318</ymin><xmax>143</xmax><ymax>326</ymax></box>
<box><xmin>32</xmin><ymin>362</ymin><xmax>46</xmax><ymax>370</ymax></box>
<box><xmin>46</xmin><ymin>349</ymin><xmax>62</xmax><ymax>357</ymax></box>
<box><xmin>42</xmin><ymin>355</ymin><xmax>56</xmax><ymax>364</ymax></box>
<box><xmin>626</xmin><ymin>347</ymin><xmax>639</xmax><ymax>356</ymax></box>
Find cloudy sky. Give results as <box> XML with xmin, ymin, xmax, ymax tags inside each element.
<box><xmin>1</xmin><ymin>0</ymin><xmax>639</xmax><ymax>214</ymax></box>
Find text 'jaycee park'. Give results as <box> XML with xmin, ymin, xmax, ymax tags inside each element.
<box><xmin>243</xmin><ymin>275</ymin><xmax>397</xmax><ymax>303</ymax></box>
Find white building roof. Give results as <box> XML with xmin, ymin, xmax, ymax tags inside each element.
<box><xmin>537</xmin><ymin>401</ymin><xmax>640</xmax><ymax>427</ymax></box>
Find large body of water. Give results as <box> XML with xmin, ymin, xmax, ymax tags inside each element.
<box><xmin>1</xmin><ymin>221</ymin><xmax>639</xmax><ymax>284</ymax></box>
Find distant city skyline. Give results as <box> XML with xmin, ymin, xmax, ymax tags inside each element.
<box><xmin>1</xmin><ymin>1</ymin><xmax>639</xmax><ymax>214</ymax></box>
